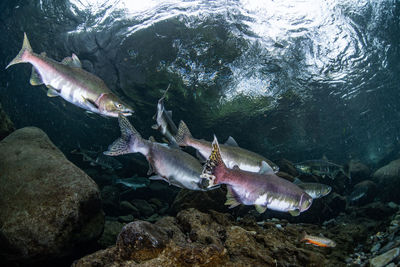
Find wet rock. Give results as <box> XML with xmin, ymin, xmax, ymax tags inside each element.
<box><xmin>0</xmin><ymin>127</ymin><xmax>104</xmax><ymax>265</ymax></box>
<box><xmin>98</xmin><ymin>220</ymin><xmax>125</xmax><ymax>248</ymax></box>
<box><xmin>116</xmin><ymin>220</ymin><xmax>169</xmax><ymax>262</ymax></box>
<box><xmin>132</xmin><ymin>199</ymin><xmax>155</xmax><ymax>217</ymax></box>
<box><xmin>0</xmin><ymin>102</ymin><xmax>14</xmax><ymax>141</ymax></box>
<box><xmin>354</xmin><ymin>202</ymin><xmax>397</xmax><ymax>220</ymax></box>
<box><xmin>369</xmin><ymin>247</ymin><xmax>400</xmax><ymax>267</ymax></box>
<box><xmin>171</xmin><ymin>187</ymin><xmax>228</xmax><ymax>214</ymax></box>
<box><xmin>348</xmin><ymin>159</ymin><xmax>371</xmax><ymax>184</ymax></box>
<box><xmin>120</xmin><ymin>200</ymin><xmax>140</xmax><ymax>217</ymax></box>
<box><xmin>101</xmin><ymin>185</ymin><xmax>120</xmax><ymax>216</ymax></box>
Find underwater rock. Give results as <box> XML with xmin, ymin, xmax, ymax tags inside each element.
<box><xmin>348</xmin><ymin>159</ymin><xmax>371</xmax><ymax>184</ymax></box>
<box><xmin>119</xmin><ymin>200</ymin><xmax>140</xmax><ymax>217</ymax></box>
<box><xmin>116</xmin><ymin>220</ymin><xmax>170</xmax><ymax>262</ymax></box>
<box><xmin>369</xmin><ymin>247</ymin><xmax>400</xmax><ymax>267</ymax></box>
<box><xmin>171</xmin><ymin>187</ymin><xmax>228</xmax><ymax>214</ymax></box>
<box><xmin>373</xmin><ymin>159</ymin><xmax>400</xmax><ymax>202</ymax></box>
<box><xmin>0</xmin><ymin>127</ymin><xmax>104</xmax><ymax>265</ymax></box>
<box><xmin>101</xmin><ymin>185</ymin><xmax>121</xmax><ymax>216</ymax></box>
<box><xmin>98</xmin><ymin>220</ymin><xmax>125</xmax><ymax>248</ymax></box>
<box><xmin>131</xmin><ymin>199</ymin><xmax>155</xmax><ymax>217</ymax></box>
<box><xmin>354</xmin><ymin>202</ymin><xmax>397</xmax><ymax>220</ymax></box>
<box><xmin>0</xmin><ymin>102</ymin><xmax>15</xmax><ymax>141</ymax></box>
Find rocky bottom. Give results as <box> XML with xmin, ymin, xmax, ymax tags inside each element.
<box><xmin>73</xmin><ymin>203</ymin><xmax>400</xmax><ymax>267</ymax></box>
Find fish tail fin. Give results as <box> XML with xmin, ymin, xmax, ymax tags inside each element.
<box><xmin>104</xmin><ymin>114</ymin><xmax>143</xmax><ymax>156</ymax></box>
<box><xmin>6</xmin><ymin>32</ymin><xmax>33</xmax><ymax>69</ymax></box>
<box><xmin>175</xmin><ymin>120</ymin><xmax>192</xmax><ymax>146</ymax></box>
<box><xmin>200</xmin><ymin>135</ymin><xmax>225</xmax><ymax>187</ymax></box>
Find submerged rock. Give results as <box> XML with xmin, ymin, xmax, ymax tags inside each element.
<box><xmin>373</xmin><ymin>159</ymin><xmax>400</xmax><ymax>202</ymax></box>
<box><xmin>348</xmin><ymin>159</ymin><xmax>371</xmax><ymax>184</ymax></box>
<box><xmin>0</xmin><ymin>127</ymin><xmax>104</xmax><ymax>265</ymax></box>
<box><xmin>369</xmin><ymin>247</ymin><xmax>400</xmax><ymax>267</ymax></box>
<box><xmin>0</xmin><ymin>102</ymin><xmax>15</xmax><ymax>141</ymax></box>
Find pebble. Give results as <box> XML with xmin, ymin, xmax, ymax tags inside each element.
<box><xmin>388</xmin><ymin>202</ymin><xmax>398</xmax><ymax>209</ymax></box>
<box><xmin>369</xmin><ymin>247</ymin><xmax>400</xmax><ymax>267</ymax></box>
<box><xmin>275</xmin><ymin>224</ymin><xmax>283</xmax><ymax>230</ymax></box>
<box><xmin>370</xmin><ymin>243</ymin><xmax>381</xmax><ymax>253</ymax></box>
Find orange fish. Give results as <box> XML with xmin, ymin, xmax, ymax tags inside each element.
<box><xmin>301</xmin><ymin>233</ymin><xmax>336</xmax><ymax>248</ymax></box>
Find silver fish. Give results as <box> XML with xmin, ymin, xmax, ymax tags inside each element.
<box><xmin>293</xmin><ymin>178</ymin><xmax>332</xmax><ymax>199</ymax></box>
<box><xmin>6</xmin><ymin>33</ymin><xmax>133</xmax><ymax>117</ymax></box>
<box><xmin>201</xmin><ymin>136</ymin><xmax>313</xmax><ymax>216</ymax></box>
<box><xmin>295</xmin><ymin>159</ymin><xmax>350</xmax><ymax>179</ymax></box>
<box><xmin>175</xmin><ymin>120</ymin><xmax>279</xmax><ymax>173</ymax></box>
<box><xmin>104</xmin><ymin>114</ymin><xmax>216</xmax><ymax>191</ymax></box>
<box><xmin>71</xmin><ymin>146</ymin><xmax>123</xmax><ymax>170</ymax></box>
<box><xmin>151</xmin><ymin>84</ymin><xmax>179</xmax><ymax>147</ymax></box>
<box><xmin>115</xmin><ymin>177</ymin><xmax>150</xmax><ymax>190</ymax></box>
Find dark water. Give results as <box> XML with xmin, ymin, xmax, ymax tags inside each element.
<box><xmin>1</xmin><ymin>0</ymin><xmax>400</xmax><ymax>265</ymax></box>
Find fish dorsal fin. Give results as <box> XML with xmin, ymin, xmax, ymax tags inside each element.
<box><xmin>322</xmin><ymin>154</ymin><xmax>328</xmax><ymax>161</ymax></box>
<box><xmin>225</xmin><ymin>186</ymin><xmax>241</xmax><ymax>208</ymax></box>
<box><xmin>259</xmin><ymin>161</ymin><xmax>274</xmax><ymax>175</ymax></box>
<box><xmin>40</xmin><ymin>52</ymin><xmax>47</xmax><ymax>56</ymax></box>
<box><xmin>149</xmin><ymin>136</ymin><xmax>156</xmax><ymax>142</ymax></box>
<box><xmin>255</xmin><ymin>205</ymin><xmax>267</xmax><ymax>214</ymax></box>
<box><xmin>293</xmin><ymin>177</ymin><xmax>303</xmax><ymax>185</ymax></box>
<box><xmin>224</xmin><ymin>136</ymin><xmax>239</xmax><ymax>147</ymax></box>
<box><xmin>30</xmin><ymin>67</ymin><xmax>43</xmax><ymax>86</ymax></box>
<box><xmin>61</xmin><ymin>53</ymin><xmax>82</xmax><ymax>68</ymax></box>
<box><xmin>71</xmin><ymin>53</ymin><xmax>82</xmax><ymax>68</ymax></box>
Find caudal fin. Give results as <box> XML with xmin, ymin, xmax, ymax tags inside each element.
<box><xmin>104</xmin><ymin>114</ymin><xmax>142</xmax><ymax>156</ymax></box>
<box><xmin>175</xmin><ymin>120</ymin><xmax>192</xmax><ymax>146</ymax></box>
<box><xmin>200</xmin><ymin>135</ymin><xmax>225</xmax><ymax>187</ymax></box>
<box><xmin>6</xmin><ymin>32</ymin><xmax>33</xmax><ymax>69</ymax></box>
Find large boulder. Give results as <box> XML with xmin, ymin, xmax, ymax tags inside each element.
<box><xmin>0</xmin><ymin>127</ymin><xmax>104</xmax><ymax>265</ymax></box>
<box><xmin>0</xmin><ymin>102</ymin><xmax>15</xmax><ymax>141</ymax></box>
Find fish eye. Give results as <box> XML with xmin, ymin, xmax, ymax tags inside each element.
<box><xmin>115</xmin><ymin>103</ymin><xmax>123</xmax><ymax>108</ymax></box>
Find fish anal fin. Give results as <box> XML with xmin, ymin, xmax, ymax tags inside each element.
<box><xmin>225</xmin><ymin>136</ymin><xmax>239</xmax><ymax>147</ymax></box>
<box><xmin>255</xmin><ymin>205</ymin><xmax>267</xmax><ymax>214</ymax></box>
<box><xmin>289</xmin><ymin>209</ymin><xmax>300</xmax><ymax>216</ymax></box>
<box><xmin>30</xmin><ymin>67</ymin><xmax>43</xmax><ymax>85</ymax></box>
<box><xmin>46</xmin><ymin>86</ymin><xmax>60</xmax><ymax>97</ymax></box>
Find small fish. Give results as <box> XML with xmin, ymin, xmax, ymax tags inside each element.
<box><xmin>200</xmin><ymin>136</ymin><xmax>313</xmax><ymax>216</ymax></box>
<box><xmin>348</xmin><ymin>180</ymin><xmax>376</xmax><ymax>203</ymax></box>
<box><xmin>115</xmin><ymin>177</ymin><xmax>150</xmax><ymax>190</ymax></box>
<box><xmin>294</xmin><ymin>158</ymin><xmax>350</xmax><ymax>179</ymax></box>
<box><xmin>175</xmin><ymin>120</ymin><xmax>279</xmax><ymax>173</ymax></box>
<box><xmin>293</xmin><ymin>178</ymin><xmax>331</xmax><ymax>199</ymax></box>
<box><xmin>151</xmin><ymin>84</ymin><xmax>179</xmax><ymax>147</ymax></box>
<box><xmin>6</xmin><ymin>33</ymin><xmax>133</xmax><ymax>117</ymax></box>
<box><xmin>301</xmin><ymin>233</ymin><xmax>336</xmax><ymax>248</ymax></box>
<box><xmin>71</xmin><ymin>146</ymin><xmax>123</xmax><ymax>170</ymax></box>
<box><xmin>104</xmin><ymin>114</ymin><xmax>218</xmax><ymax>191</ymax></box>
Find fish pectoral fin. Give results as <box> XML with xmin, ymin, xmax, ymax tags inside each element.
<box><xmin>224</xmin><ymin>136</ymin><xmax>239</xmax><ymax>147</ymax></box>
<box><xmin>30</xmin><ymin>67</ymin><xmax>43</xmax><ymax>86</ymax></box>
<box><xmin>147</xmin><ymin>160</ymin><xmax>155</xmax><ymax>175</ymax></box>
<box><xmin>225</xmin><ymin>185</ymin><xmax>241</xmax><ymax>209</ymax></box>
<box><xmin>289</xmin><ymin>209</ymin><xmax>300</xmax><ymax>216</ymax></box>
<box><xmin>259</xmin><ymin>161</ymin><xmax>274</xmax><ymax>175</ymax></box>
<box><xmin>255</xmin><ymin>205</ymin><xmax>267</xmax><ymax>214</ymax></box>
<box><xmin>149</xmin><ymin>175</ymin><xmax>166</xmax><ymax>181</ymax></box>
<box><xmin>82</xmin><ymin>96</ymin><xmax>99</xmax><ymax>109</ymax></box>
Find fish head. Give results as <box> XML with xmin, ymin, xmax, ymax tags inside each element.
<box><xmin>299</xmin><ymin>193</ymin><xmax>313</xmax><ymax>212</ymax></box>
<box><xmin>98</xmin><ymin>93</ymin><xmax>134</xmax><ymax>117</ymax></box>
